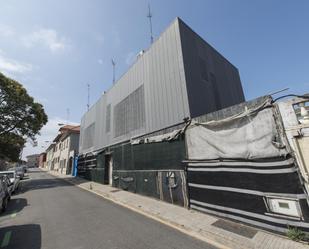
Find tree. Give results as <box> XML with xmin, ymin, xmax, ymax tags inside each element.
<box><xmin>0</xmin><ymin>133</ymin><xmax>25</xmax><ymax>162</ymax></box>
<box><xmin>0</xmin><ymin>72</ymin><xmax>48</xmax><ymax>161</ymax></box>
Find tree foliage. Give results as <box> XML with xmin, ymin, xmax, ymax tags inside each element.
<box><xmin>0</xmin><ymin>72</ymin><xmax>48</xmax><ymax>161</ymax></box>
<box><xmin>0</xmin><ymin>133</ymin><xmax>25</xmax><ymax>161</ymax></box>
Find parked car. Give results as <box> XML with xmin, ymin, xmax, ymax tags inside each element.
<box><xmin>0</xmin><ymin>171</ymin><xmax>20</xmax><ymax>193</ymax></box>
<box><xmin>0</xmin><ymin>175</ymin><xmax>13</xmax><ymax>200</ymax></box>
<box><xmin>15</xmin><ymin>167</ymin><xmax>25</xmax><ymax>180</ymax></box>
<box><xmin>21</xmin><ymin>165</ymin><xmax>28</xmax><ymax>173</ymax></box>
<box><xmin>0</xmin><ymin>179</ymin><xmax>9</xmax><ymax>212</ymax></box>
<box><xmin>7</xmin><ymin>167</ymin><xmax>24</xmax><ymax>180</ymax></box>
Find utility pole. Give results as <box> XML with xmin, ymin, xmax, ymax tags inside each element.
<box><xmin>147</xmin><ymin>4</ymin><xmax>154</xmax><ymax>44</ymax></box>
<box><xmin>111</xmin><ymin>59</ymin><xmax>116</xmax><ymax>84</ymax></box>
<box><xmin>87</xmin><ymin>84</ymin><xmax>90</xmax><ymax>111</ymax></box>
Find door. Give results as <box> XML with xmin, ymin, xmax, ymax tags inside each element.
<box><xmin>67</xmin><ymin>157</ymin><xmax>73</xmax><ymax>175</ymax></box>
<box><xmin>104</xmin><ymin>154</ymin><xmax>112</xmax><ymax>185</ymax></box>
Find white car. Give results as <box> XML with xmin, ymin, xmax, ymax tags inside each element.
<box><xmin>0</xmin><ymin>171</ymin><xmax>20</xmax><ymax>193</ymax></box>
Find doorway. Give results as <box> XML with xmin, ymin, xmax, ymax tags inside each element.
<box><xmin>104</xmin><ymin>154</ymin><xmax>113</xmax><ymax>185</ymax></box>
<box><xmin>67</xmin><ymin>157</ymin><xmax>73</xmax><ymax>175</ymax></box>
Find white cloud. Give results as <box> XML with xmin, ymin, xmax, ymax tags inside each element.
<box><xmin>22</xmin><ymin>28</ymin><xmax>69</xmax><ymax>53</ymax></box>
<box><xmin>0</xmin><ymin>24</ymin><xmax>15</xmax><ymax>37</ymax></box>
<box><xmin>98</xmin><ymin>59</ymin><xmax>103</xmax><ymax>65</ymax></box>
<box><xmin>22</xmin><ymin>117</ymin><xmax>79</xmax><ymax>159</ymax></box>
<box><xmin>0</xmin><ymin>50</ymin><xmax>33</xmax><ymax>76</ymax></box>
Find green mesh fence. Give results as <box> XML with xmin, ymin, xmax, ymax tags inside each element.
<box><xmin>83</xmin><ymin>168</ymin><xmax>105</xmax><ymax>184</ymax></box>
<box><xmin>113</xmin><ymin>139</ymin><xmax>185</xmax><ymax>171</ymax></box>
<box><xmin>80</xmin><ymin>138</ymin><xmax>187</xmax><ymax>206</ymax></box>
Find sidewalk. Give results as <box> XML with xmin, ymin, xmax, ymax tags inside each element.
<box><xmin>46</xmin><ymin>170</ymin><xmax>308</xmax><ymax>249</ymax></box>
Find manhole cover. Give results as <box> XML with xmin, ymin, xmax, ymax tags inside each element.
<box><xmin>211</xmin><ymin>219</ymin><xmax>257</xmax><ymax>239</ymax></box>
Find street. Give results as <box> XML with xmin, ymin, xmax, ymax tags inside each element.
<box><xmin>0</xmin><ymin>169</ymin><xmax>217</xmax><ymax>249</ymax></box>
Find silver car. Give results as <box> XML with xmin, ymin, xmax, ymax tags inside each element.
<box><xmin>0</xmin><ymin>171</ymin><xmax>20</xmax><ymax>193</ymax></box>
<box><xmin>0</xmin><ymin>179</ymin><xmax>9</xmax><ymax>212</ymax></box>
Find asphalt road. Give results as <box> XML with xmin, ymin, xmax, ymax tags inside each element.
<box><xmin>0</xmin><ymin>169</ymin><xmax>217</xmax><ymax>249</ymax></box>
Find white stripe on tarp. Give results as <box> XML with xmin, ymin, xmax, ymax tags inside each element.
<box><xmin>191</xmin><ymin>204</ymin><xmax>287</xmax><ymax>233</ymax></box>
<box><xmin>187</xmin><ymin>158</ymin><xmax>294</xmax><ymax>167</ymax></box>
<box><xmin>114</xmin><ymin>169</ymin><xmax>184</xmax><ymax>173</ymax></box>
<box><xmin>187</xmin><ymin>167</ymin><xmax>297</xmax><ymax>174</ymax></box>
<box><xmin>188</xmin><ymin>183</ymin><xmax>307</xmax><ymax>199</ymax></box>
<box><xmin>190</xmin><ymin>200</ymin><xmax>309</xmax><ymax>228</ymax></box>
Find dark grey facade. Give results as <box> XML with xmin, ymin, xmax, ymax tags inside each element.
<box><xmin>79</xmin><ymin>17</ymin><xmax>244</xmax><ymax>155</ymax></box>
<box><xmin>178</xmin><ymin>19</ymin><xmax>245</xmax><ymax>117</ymax></box>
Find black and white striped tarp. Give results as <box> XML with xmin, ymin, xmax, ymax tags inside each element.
<box><xmin>187</xmin><ymin>157</ymin><xmax>309</xmax><ymax>233</ymax></box>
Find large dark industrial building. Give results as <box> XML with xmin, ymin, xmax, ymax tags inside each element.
<box><xmin>76</xmin><ymin>17</ymin><xmax>309</xmax><ymax>234</ymax></box>
<box><xmin>78</xmin><ymin>17</ymin><xmax>245</xmax><ymax>215</ymax></box>
<box><xmin>79</xmin><ymin>17</ymin><xmax>244</xmax><ymax>156</ymax></box>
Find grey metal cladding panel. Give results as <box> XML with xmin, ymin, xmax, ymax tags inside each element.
<box><xmin>79</xmin><ymin>103</ymin><xmax>97</xmax><ymax>153</ymax></box>
<box><xmin>80</xmin><ymin>18</ymin><xmax>190</xmax><ymax>154</ymax></box>
<box><xmin>144</xmin><ymin>19</ymin><xmax>189</xmax><ymax>130</ymax></box>
<box><xmin>178</xmin><ymin>18</ymin><xmax>245</xmax><ymax>118</ymax></box>
<box><xmin>105</xmin><ymin>104</ymin><xmax>111</xmax><ymax>133</ymax></box>
<box><xmin>79</xmin><ymin>117</ymin><xmax>84</xmax><ymax>152</ymax></box>
<box><xmin>95</xmin><ymin>95</ymin><xmax>107</xmax><ymax>150</ymax></box>
<box><xmin>113</xmin><ymin>85</ymin><xmax>145</xmax><ymax>137</ymax></box>
<box><xmin>83</xmin><ymin>122</ymin><xmax>95</xmax><ymax>150</ymax></box>
<box><xmin>174</xmin><ymin>20</ymin><xmax>190</xmax><ymax>120</ymax></box>
<box><xmin>70</xmin><ymin>133</ymin><xmax>80</xmax><ymax>152</ymax></box>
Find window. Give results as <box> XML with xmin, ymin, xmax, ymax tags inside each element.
<box><xmin>106</xmin><ymin>104</ymin><xmax>111</xmax><ymax>133</ymax></box>
<box><xmin>266</xmin><ymin>197</ymin><xmax>301</xmax><ymax>218</ymax></box>
<box><xmin>114</xmin><ymin>85</ymin><xmax>145</xmax><ymax>137</ymax></box>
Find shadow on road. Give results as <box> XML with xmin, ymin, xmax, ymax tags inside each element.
<box><xmin>26</xmin><ymin>169</ymin><xmax>44</xmax><ymax>174</ymax></box>
<box><xmin>0</xmin><ymin>198</ymin><xmax>28</xmax><ymax>217</ymax></box>
<box><xmin>18</xmin><ymin>176</ymin><xmax>72</xmax><ymax>194</ymax></box>
<box><xmin>0</xmin><ymin>224</ymin><xmax>41</xmax><ymax>249</ymax></box>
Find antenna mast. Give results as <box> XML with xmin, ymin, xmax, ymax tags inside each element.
<box><xmin>87</xmin><ymin>84</ymin><xmax>90</xmax><ymax>111</ymax></box>
<box><xmin>111</xmin><ymin>59</ymin><xmax>116</xmax><ymax>84</ymax></box>
<box><xmin>147</xmin><ymin>4</ymin><xmax>153</xmax><ymax>44</ymax></box>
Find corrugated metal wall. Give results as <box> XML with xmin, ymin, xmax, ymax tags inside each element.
<box><xmin>80</xmin><ymin>18</ymin><xmax>190</xmax><ymax>154</ymax></box>
<box><xmin>79</xmin><ymin>17</ymin><xmax>245</xmax><ymax>155</ymax></box>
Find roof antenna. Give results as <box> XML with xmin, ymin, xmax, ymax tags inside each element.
<box><xmin>111</xmin><ymin>59</ymin><xmax>116</xmax><ymax>84</ymax></box>
<box><xmin>147</xmin><ymin>4</ymin><xmax>154</xmax><ymax>44</ymax></box>
<box><xmin>87</xmin><ymin>83</ymin><xmax>90</xmax><ymax>111</ymax></box>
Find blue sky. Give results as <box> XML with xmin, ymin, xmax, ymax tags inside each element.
<box><xmin>0</xmin><ymin>0</ymin><xmax>308</xmax><ymax>157</ymax></box>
